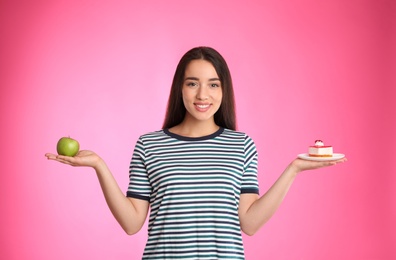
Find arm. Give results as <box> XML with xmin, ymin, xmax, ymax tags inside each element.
<box><xmin>45</xmin><ymin>150</ymin><xmax>149</xmax><ymax>235</ymax></box>
<box><xmin>238</xmin><ymin>157</ymin><xmax>347</xmax><ymax>236</ymax></box>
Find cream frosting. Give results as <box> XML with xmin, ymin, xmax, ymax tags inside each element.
<box><xmin>314</xmin><ymin>140</ymin><xmax>324</xmax><ymax>146</ymax></box>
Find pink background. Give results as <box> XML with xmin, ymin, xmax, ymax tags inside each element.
<box><xmin>1</xmin><ymin>0</ymin><xmax>395</xmax><ymax>259</ymax></box>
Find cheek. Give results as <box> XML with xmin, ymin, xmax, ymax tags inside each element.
<box><xmin>181</xmin><ymin>89</ymin><xmax>188</xmax><ymax>102</ymax></box>
<box><xmin>182</xmin><ymin>87</ymin><xmax>198</xmax><ymax>101</ymax></box>
<box><xmin>181</xmin><ymin>89</ymin><xmax>192</xmax><ymax>108</ymax></box>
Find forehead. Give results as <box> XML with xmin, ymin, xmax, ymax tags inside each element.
<box><xmin>184</xmin><ymin>59</ymin><xmax>219</xmax><ymax>78</ymax></box>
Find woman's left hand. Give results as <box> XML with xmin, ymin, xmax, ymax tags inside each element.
<box><xmin>290</xmin><ymin>157</ymin><xmax>347</xmax><ymax>174</ymax></box>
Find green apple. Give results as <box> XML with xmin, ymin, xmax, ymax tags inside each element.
<box><xmin>56</xmin><ymin>137</ymin><xmax>80</xmax><ymax>157</ymax></box>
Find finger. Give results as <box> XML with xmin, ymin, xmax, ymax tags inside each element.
<box><xmin>55</xmin><ymin>156</ymin><xmax>72</xmax><ymax>163</ymax></box>
<box><xmin>56</xmin><ymin>155</ymin><xmax>78</xmax><ymax>164</ymax></box>
<box><xmin>45</xmin><ymin>153</ymin><xmax>58</xmax><ymax>160</ymax></box>
<box><xmin>330</xmin><ymin>158</ymin><xmax>347</xmax><ymax>164</ymax></box>
<box><xmin>323</xmin><ymin>158</ymin><xmax>347</xmax><ymax>167</ymax></box>
<box><xmin>46</xmin><ymin>154</ymin><xmax>76</xmax><ymax>165</ymax></box>
<box><xmin>56</xmin><ymin>154</ymin><xmax>71</xmax><ymax>160</ymax></box>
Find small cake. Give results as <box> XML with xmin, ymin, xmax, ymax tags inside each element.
<box><xmin>308</xmin><ymin>140</ymin><xmax>333</xmax><ymax>157</ymax></box>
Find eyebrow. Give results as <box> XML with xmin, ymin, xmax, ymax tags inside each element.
<box><xmin>184</xmin><ymin>77</ymin><xmax>220</xmax><ymax>81</ymax></box>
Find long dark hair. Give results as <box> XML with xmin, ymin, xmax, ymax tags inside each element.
<box><xmin>162</xmin><ymin>46</ymin><xmax>236</xmax><ymax>130</ymax></box>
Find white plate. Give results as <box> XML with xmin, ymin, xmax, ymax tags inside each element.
<box><xmin>297</xmin><ymin>153</ymin><xmax>345</xmax><ymax>161</ymax></box>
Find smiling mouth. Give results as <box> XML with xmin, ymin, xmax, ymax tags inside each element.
<box><xmin>194</xmin><ymin>103</ymin><xmax>211</xmax><ymax>111</ymax></box>
<box><xmin>196</xmin><ymin>104</ymin><xmax>210</xmax><ymax>109</ymax></box>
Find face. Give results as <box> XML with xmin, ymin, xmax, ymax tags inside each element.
<box><xmin>182</xmin><ymin>59</ymin><xmax>223</xmax><ymax>125</ymax></box>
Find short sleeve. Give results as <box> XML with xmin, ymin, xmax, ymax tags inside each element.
<box><xmin>126</xmin><ymin>137</ymin><xmax>151</xmax><ymax>201</ymax></box>
<box><xmin>241</xmin><ymin>135</ymin><xmax>259</xmax><ymax>194</ymax></box>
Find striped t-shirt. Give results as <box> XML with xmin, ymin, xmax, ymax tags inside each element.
<box><xmin>127</xmin><ymin>127</ymin><xmax>259</xmax><ymax>259</ymax></box>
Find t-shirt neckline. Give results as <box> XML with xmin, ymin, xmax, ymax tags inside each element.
<box><xmin>163</xmin><ymin>127</ymin><xmax>224</xmax><ymax>141</ymax></box>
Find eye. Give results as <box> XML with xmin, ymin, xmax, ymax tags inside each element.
<box><xmin>186</xmin><ymin>81</ymin><xmax>198</xmax><ymax>87</ymax></box>
<box><xmin>210</xmin><ymin>82</ymin><xmax>221</xmax><ymax>88</ymax></box>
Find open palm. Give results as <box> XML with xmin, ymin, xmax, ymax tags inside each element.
<box><xmin>291</xmin><ymin>157</ymin><xmax>347</xmax><ymax>173</ymax></box>
<box><xmin>45</xmin><ymin>150</ymin><xmax>102</xmax><ymax>168</ymax></box>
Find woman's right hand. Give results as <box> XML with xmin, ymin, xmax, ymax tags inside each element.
<box><xmin>45</xmin><ymin>150</ymin><xmax>103</xmax><ymax>169</ymax></box>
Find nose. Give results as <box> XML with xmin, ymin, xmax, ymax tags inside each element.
<box><xmin>196</xmin><ymin>86</ymin><xmax>208</xmax><ymax>100</ymax></box>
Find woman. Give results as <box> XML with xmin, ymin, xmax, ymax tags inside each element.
<box><xmin>45</xmin><ymin>46</ymin><xmax>346</xmax><ymax>259</ymax></box>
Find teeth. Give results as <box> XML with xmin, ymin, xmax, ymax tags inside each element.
<box><xmin>197</xmin><ymin>105</ymin><xmax>209</xmax><ymax>108</ymax></box>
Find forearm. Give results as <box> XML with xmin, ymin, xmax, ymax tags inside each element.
<box><xmin>94</xmin><ymin>160</ymin><xmax>147</xmax><ymax>235</ymax></box>
<box><xmin>240</xmin><ymin>163</ymin><xmax>299</xmax><ymax>235</ymax></box>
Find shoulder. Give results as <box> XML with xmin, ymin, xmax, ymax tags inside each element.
<box><xmin>135</xmin><ymin>129</ymin><xmax>170</xmax><ymax>146</ymax></box>
<box><xmin>221</xmin><ymin>128</ymin><xmax>255</xmax><ymax>142</ymax></box>
<box><xmin>139</xmin><ymin>129</ymin><xmax>166</xmax><ymax>139</ymax></box>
